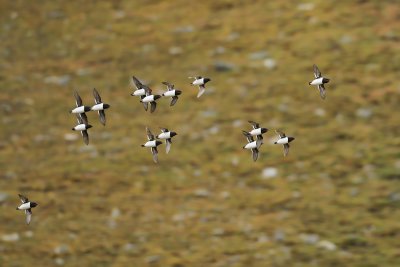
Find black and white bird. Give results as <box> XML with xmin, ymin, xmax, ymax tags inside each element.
<box><xmin>274</xmin><ymin>130</ymin><xmax>295</xmax><ymax>157</ymax></box>
<box><xmin>91</xmin><ymin>88</ymin><xmax>110</xmax><ymax>126</ymax></box>
<box><xmin>72</xmin><ymin>114</ymin><xmax>92</xmax><ymax>145</ymax></box>
<box><xmin>130</xmin><ymin>76</ymin><xmax>154</xmax><ymax>111</ymax></box>
<box><xmin>156</xmin><ymin>127</ymin><xmax>177</xmax><ymax>154</ymax></box>
<box><xmin>242</xmin><ymin>130</ymin><xmax>262</xmax><ymax>162</ymax></box>
<box><xmin>140</xmin><ymin>87</ymin><xmax>161</xmax><ymax>113</ymax></box>
<box><xmin>248</xmin><ymin>121</ymin><xmax>268</xmax><ymax>141</ymax></box>
<box><xmin>141</xmin><ymin>127</ymin><xmax>162</xmax><ymax>163</ymax></box>
<box><xmin>70</xmin><ymin>91</ymin><xmax>91</xmax><ymax>114</ymax></box>
<box><xmin>309</xmin><ymin>64</ymin><xmax>330</xmax><ymax>99</ymax></box>
<box><xmin>161</xmin><ymin>82</ymin><xmax>182</xmax><ymax>106</ymax></box>
<box><xmin>16</xmin><ymin>194</ymin><xmax>38</xmax><ymax>225</ymax></box>
<box><xmin>189</xmin><ymin>76</ymin><xmax>211</xmax><ymax>98</ymax></box>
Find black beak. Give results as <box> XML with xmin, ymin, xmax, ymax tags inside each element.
<box><xmin>104</xmin><ymin>103</ymin><xmax>110</xmax><ymax>109</ymax></box>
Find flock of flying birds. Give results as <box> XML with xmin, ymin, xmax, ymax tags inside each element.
<box><xmin>16</xmin><ymin>65</ymin><xmax>330</xmax><ymax>224</ymax></box>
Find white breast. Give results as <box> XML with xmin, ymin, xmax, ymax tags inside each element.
<box><xmin>142</xmin><ymin>95</ymin><xmax>154</xmax><ymax>102</ymax></box>
<box><xmin>157</xmin><ymin>132</ymin><xmax>170</xmax><ymax>139</ymax></box>
<box><xmin>71</xmin><ymin>106</ymin><xmax>85</xmax><ymax>114</ymax></box>
<box><xmin>310</xmin><ymin>77</ymin><xmax>324</xmax><ymax>85</ymax></box>
<box><xmin>192</xmin><ymin>79</ymin><xmax>203</xmax><ymax>85</ymax></box>
<box><xmin>250</xmin><ymin>128</ymin><xmax>262</xmax><ymax>136</ymax></box>
<box><xmin>18</xmin><ymin>202</ymin><xmax>31</xmax><ymax>210</ymax></box>
<box><xmin>276</xmin><ymin>137</ymin><xmax>289</xmax><ymax>144</ymax></box>
<box><xmin>144</xmin><ymin>140</ymin><xmax>157</xmax><ymax>147</ymax></box>
<box><xmin>133</xmin><ymin>89</ymin><xmax>146</xmax><ymax>96</ymax></box>
<box><xmin>163</xmin><ymin>90</ymin><xmax>175</xmax><ymax>97</ymax></box>
<box><xmin>74</xmin><ymin>124</ymin><xmax>87</xmax><ymax>131</ymax></box>
<box><xmin>91</xmin><ymin>103</ymin><xmax>104</xmax><ymax>111</ymax></box>
<box><xmin>244</xmin><ymin>141</ymin><xmax>258</xmax><ymax>149</ymax></box>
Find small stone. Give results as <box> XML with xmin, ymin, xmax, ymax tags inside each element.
<box><xmin>54</xmin><ymin>244</ymin><xmax>70</xmax><ymax>255</ymax></box>
<box><xmin>168</xmin><ymin>46</ymin><xmax>183</xmax><ymax>55</ymax></box>
<box><xmin>297</xmin><ymin>3</ymin><xmax>315</xmax><ymax>11</ymax></box>
<box><xmin>226</xmin><ymin>32</ymin><xmax>240</xmax><ymax>41</ymax></box>
<box><xmin>111</xmin><ymin>208</ymin><xmax>121</xmax><ymax>218</ymax></box>
<box><xmin>262</xmin><ymin>167</ymin><xmax>278</xmax><ymax>179</ymax></box>
<box><xmin>274</xmin><ymin>229</ymin><xmax>285</xmax><ymax>242</ymax></box>
<box><xmin>213</xmin><ymin>46</ymin><xmax>226</xmax><ymax>54</ymax></box>
<box><xmin>146</xmin><ymin>255</ymin><xmax>161</xmax><ymax>264</ymax></box>
<box><xmin>54</xmin><ymin>258</ymin><xmax>65</xmax><ymax>266</ymax></box>
<box><xmin>263</xmin><ymin>58</ymin><xmax>276</xmax><ymax>69</ymax></box>
<box><xmin>64</xmin><ymin>133</ymin><xmax>78</xmax><ymax>141</ymax></box>
<box><xmin>1</xmin><ymin>233</ymin><xmax>19</xmax><ymax>242</ymax></box>
<box><xmin>389</xmin><ymin>192</ymin><xmax>400</xmax><ymax>202</ymax></box>
<box><xmin>208</xmin><ymin>125</ymin><xmax>219</xmax><ymax>135</ymax></box>
<box><xmin>299</xmin><ymin>233</ymin><xmax>319</xmax><ymax>244</ymax></box>
<box><xmin>340</xmin><ymin>35</ymin><xmax>353</xmax><ymax>45</ymax></box>
<box><xmin>248</xmin><ymin>51</ymin><xmax>269</xmax><ymax>60</ymax></box>
<box><xmin>232</xmin><ymin>120</ymin><xmax>242</xmax><ymax>128</ymax></box>
<box><xmin>214</xmin><ymin>61</ymin><xmax>236</xmax><ymax>72</ymax></box>
<box><xmin>172</xmin><ymin>213</ymin><xmax>186</xmax><ymax>222</ymax></box>
<box><xmin>356</xmin><ymin>108</ymin><xmax>373</xmax><ymax>119</ymax></box>
<box><xmin>257</xmin><ymin>234</ymin><xmax>270</xmax><ymax>243</ymax></box>
<box><xmin>231</xmin><ymin>157</ymin><xmax>239</xmax><ymax>166</ymax></box>
<box><xmin>44</xmin><ymin>75</ymin><xmax>70</xmax><ymax>86</ymax></box>
<box><xmin>114</xmin><ymin>10</ymin><xmax>126</xmax><ymax>19</ymax></box>
<box><xmin>123</xmin><ymin>243</ymin><xmax>137</xmax><ymax>252</ymax></box>
<box><xmin>314</xmin><ymin>108</ymin><xmax>326</xmax><ymax>117</ymax></box>
<box><xmin>212</xmin><ymin>228</ymin><xmax>225</xmax><ymax>236</ymax></box>
<box><xmin>194</xmin><ymin>188</ymin><xmax>210</xmax><ymax>198</ymax></box>
<box><xmin>0</xmin><ymin>192</ymin><xmax>9</xmax><ymax>203</ymax></box>
<box><xmin>76</xmin><ymin>68</ymin><xmax>91</xmax><ymax>76</ymax></box>
<box><xmin>317</xmin><ymin>240</ymin><xmax>337</xmax><ymax>251</ymax></box>
<box><xmin>220</xmin><ymin>191</ymin><xmax>230</xmax><ymax>199</ymax></box>
<box><xmin>173</xmin><ymin>25</ymin><xmax>194</xmax><ymax>33</ymax></box>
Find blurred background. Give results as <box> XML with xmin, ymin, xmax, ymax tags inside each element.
<box><xmin>0</xmin><ymin>0</ymin><xmax>399</xmax><ymax>266</ymax></box>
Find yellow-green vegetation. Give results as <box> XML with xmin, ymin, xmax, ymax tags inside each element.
<box><xmin>0</xmin><ymin>1</ymin><xmax>399</xmax><ymax>266</ymax></box>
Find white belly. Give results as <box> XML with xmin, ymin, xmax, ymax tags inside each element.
<box><xmin>310</xmin><ymin>77</ymin><xmax>323</xmax><ymax>85</ymax></box>
<box><xmin>71</xmin><ymin>106</ymin><xmax>86</xmax><ymax>114</ymax></box>
<box><xmin>144</xmin><ymin>140</ymin><xmax>157</xmax><ymax>147</ymax></box>
<box><xmin>142</xmin><ymin>95</ymin><xmax>154</xmax><ymax>102</ymax></box>
<box><xmin>91</xmin><ymin>103</ymin><xmax>104</xmax><ymax>111</ymax></box>
<box><xmin>244</xmin><ymin>141</ymin><xmax>258</xmax><ymax>149</ymax></box>
<box><xmin>163</xmin><ymin>90</ymin><xmax>176</xmax><ymax>97</ymax></box>
<box><xmin>192</xmin><ymin>79</ymin><xmax>203</xmax><ymax>85</ymax></box>
<box><xmin>18</xmin><ymin>202</ymin><xmax>31</xmax><ymax>210</ymax></box>
<box><xmin>74</xmin><ymin>124</ymin><xmax>87</xmax><ymax>131</ymax></box>
<box><xmin>250</xmin><ymin>128</ymin><xmax>262</xmax><ymax>136</ymax></box>
<box><xmin>157</xmin><ymin>132</ymin><xmax>170</xmax><ymax>139</ymax></box>
<box><xmin>276</xmin><ymin>137</ymin><xmax>289</xmax><ymax>144</ymax></box>
<box><xmin>133</xmin><ymin>89</ymin><xmax>146</xmax><ymax>96</ymax></box>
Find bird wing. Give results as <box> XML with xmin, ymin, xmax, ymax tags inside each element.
<box><xmin>74</xmin><ymin>91</ymin><xmax>83</xmax><ymax>107</ymax></box>
<box><xmin>81</xmin><ymin>130</ymin><xmax>89</xmax><ymax>145</ymax></box>
<box><xmin>162</xmin><ymin>81</ymin><xmax>174</xmax><ymax>90</ymax></box>
<box><xmin>251</xmin><ymin>148</ymin><xmax>259</xmax><ymax>162</ymax></box>
<box><xmin>143</xmin><ymin>85</ymin><xmax>152</xmax><ymax>96</ymax></box>
<box><xmin>248</xmin><ymin>120</ymin><xmax>260</xmax><ymax>129</ymax></box>
<box><xmin>98</xmin><ymin>110</ymin><xmax>106</xmax><ymax>126</ymax></box>
<box><xmin>313</xmin><ymin>64</ymin><xmax>322</xmax><ymax>78</ymax></box>
<box><xmin>80</xmin><ymin>113</ymin><xmax>89</xmax><ymax>125</ymax></box>
<box><xmin>256</xmin><ymin>135</ymin><xmax>263</xmax><ymax>141</ymax></box>
<box><xmin>93</xmin><ymin>88</ymin><xmax>102</xmax><ymax>104</ymax></box>
<box><xmin>151</xmin><ymin>147</ymin><xmax>158</xmax><ymax>163</ymax></box>
<box><xmin>318</xmin><ymin>84</ymin><xmax>326</xmax><ymax>100</ymax></box>
<box><xmin>197</xmin><ymin>85</ymin><xmax>205</xmax><ymax>98</ymax></box>
<box><xmin>18</xmin><ymin>194</ymin><xmax>29</xmax><ymax>204</ymax></box>
<box><xmin>131</xmin><ymin>76</ymin><xmax>144</xmax><ymax>89</ymax></box>
<box><xmin>170</xmin><ymin>96</ymin><xmax>179</xmax><ymax>106</ymax></box>
<box><xmin>275</xmin><ymin>130</ymin><xmax>286</xmax><ymax>138</ymax></box>
<box><xmin>283</xmin><ymin>143</ymin><xmax>290</xmax><ymax>157</ymax></box>
<box><xmin>76</xmin><ymin>114</ymin><xmax>83</xmax><ymax>125</ymax></box>
<box><xmin>150</xmin><ymin>102</ymin><xmax>157</xmax><ymax>113</ymax></box>
<box><xmin>242</xmin><ymin>131</ymin><xmax>254</xmax><ymax>143</ymax></box>
<box><xmin>160</xmin><ymin>128</ymin><xmax>168</xmax><ymax>133</ymax></box>
<box><xmin>165</xmin><ymin>138</ymin><xmax>172</xmax><ymax>154</ymax></box>
<box><xmin>146</xmin><ymin>127</ymin><xmax>155</xmax><ymax>140</ymax></box>
<box><xmin>25</xmin><ymin>209</ymin><xmax>32</xmax><ymax>225</ymax></box>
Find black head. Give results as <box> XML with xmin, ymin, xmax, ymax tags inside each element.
<box><xmin>87</xmin><ymin>125</ymin><xmax>93</xmax><ymax>129</ymax></box>
<box><xmin>171</xmin><ymin>132</ymin><xmax>178</xmax><ymax>137</ymax></box>
<box><xmin>71</xmin><ymin>127</ymin><xmax>76</xmax><ymax>131</ymax></box>
<box><xmin>154</xmin><ymin>95</ymin><xmax>161</xmax><ymax>100</ymax></box>
<box><xmin>274</xmin><ymin>141</ymin><xmax>278</xmax><ymax>144</ymax></box>
<box><xmin>323</xmin><ymin>78</ymin><xmax>330</xmax><ymax>83</ymax></box>
<box><xmin>308</xmin><ymin>81</ymin><xmax>312</xmax><ymax>85</ymax></box>
<box><xmin>156</xmin><ymin>140</ymin><xmax>162</xmax><ymax>146</ymax></box>
<box><xmin>204</xmin><ymin>78</ymin><xmax>211</xmax><ymax>83</ymax></box>
<box><xmin>30</xmin><ymin>202</ymin><xmax>38</xmax><ymax>208</ymax></box>
<box><xmin>261</xmin><ymin>128</ymin><xmax>268</xmax><ymax>134</ymax></box>
<box><xmin>84</xmin><ymin>106</ymin><xmax>91</xmax><ymax>112</ymax></box>
<box><xmin>175</xmin><ymin>90</ymin><xmax>182</xmax><ymax>95</ymax></box>
<box><xmin>103</xmin><ymin>103</ymin><xmax>110</xmax><ymax>109</ymax></box>
<box><xmin>288</xmin><ymin>137</ymin><xmax>295</xmax><ymax>142</ymax></box>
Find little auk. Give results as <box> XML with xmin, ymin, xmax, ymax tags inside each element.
<box><xmin>274</xmin><ymin>130</ymin><xmax>295</xmax><ymax>157</ymax></box>
<box><xmin>156</xmin><ymin>127</ymin><xmax>177</xmax><ymax>154</ymax></box>
<box><xmin>91</xmin><ymin>88</ymin><xmax>110</xmax><ymax>126</ymax></box>
<box><xmin>309</xmin><ymin>64</ymin><xmax>330</xmax><ymax>99</ymax></box>
<box><xmin>16</xmin><ymin>194</ymin><xmax>38</xmax><ymax>225</ymax></box>
<box><xmin>141</xmin><ymin>127</ymin><xmax>162</xmax><ymax>163</ymax></box>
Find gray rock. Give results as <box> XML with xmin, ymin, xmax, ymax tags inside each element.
<box><xmin>297</xmin><ymin>3</ymin><xmax>315</xmax><ymax>11</ymax></box>
<box><xmin>356</xmin><ymin>108</ymin><xmax>373</xmax><ymax>119</ymax></box>
<box><xmin>226</xmin><ymin>32</ymin><xmax>240</xmax><ymax>41</ymax></box>
<box><xmin>248</xmin><ymin>51</ymin><xmax>269</xmax><ymax>60</ymax></box>
<box><xmin>168</xmin><ymin>46</ymin><xmax>183</xmax><ymax>55</ymax></box>
<box><xmin>123</xmin><ymin>243</ymin><xmax>137</xmax><ymax>252</ymax></box>
<box><xmin>44</xmin><ymin>75</ymin><xmax>70</xmax><ymax>86</ymax></box>
<box><xmin>214</xmin><ymin>61</ymin><xmax>236</xmax><ymax>72</ymax></box>
<box><xmin>194</xmin><ymin>188</ymin><xmax>210</xmax><ymax>198</ymax></box>
<box><xmin>212</xmin><ymin>228</ymin><xmax>225</xmax><ymax>236</ymax></box>
<box><xmin>173</xmin><ymin>25</ymin><xmax>194</xmax><ymax>33</ymax></box>
<box><xmin>257</xmin><ymin>234</ymin><xmax>270</xmax><ymax>243</ymax></box>
<box><xmin>262</xmin><ymin>167</ymin><xmax>278</xmax><ymax>179</ymax></box>
<box><xmin>274</xmin><ymin>229</ymin><xmax>285</xmax><ymax>242</ymax></box>
<box><xmin>299</xmin><ymin>233</ymin><xmax>319</xmax><ymax>244</ymax></box>
<box><xmin>54</xmin><ymin>244</ymin><xmax>70</xmax><ymax>255</ymax></box>
<box><xmin>314</xmin><ymin>108</ymin><xmax>326</xmax><ymax>117</ymax></box>
<box><xmin>55</xmin><ymin>258</ymin><xmax>65</xmax><ymax>266</ymax></box>
<box><xmin>317</xmin><ymin>240</ymin><xmax>337</xmax><ymax>251</ymax></box>
<box><xmin>263</xmin><ymin>58</ymin><xmax>277</xmax><ymax>69</ymax></box>
<box><xmin>146</xmin><ymin>255</ymin><xmax>161</xmax><ymax>264</ymax></box>
<box><xmin>0</xmin><ymin>192</ymin><xmax>9</xmax><ymax>203</ymax></box>
<box><xmin>2</xmin><ymin>233</ymin><xmax>20</xmax><ymax>242</ymax></box>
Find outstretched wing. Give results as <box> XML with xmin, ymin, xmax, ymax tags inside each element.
<box><xmin>98</xmin><ymin>110</ymin><xmax>106</xmax><ymax>126</ymax></box>
<box><xmin>251</xmin><ymin>148</ymin><xmax>259</xmax><ymax>162</ymax></box>
<box><xmin>131</xmin><ymin>76</ymin><xmax>144</xmax><ymax>90</ymax></box>
<box><xmin>242</xmin><ymin>131</ymin><xmax>254</xmax><ymax>143</ymax></box>
<box><xmin>143</xmin><ymin>85</ymin><xmax>152</xmax><ymax>96</ymax></box>
<box><xmin>151</xmin><ymin>147</ymin><xmax>158</xmax><ymax>163</ymax></box>
<box><xmin>197</xmin><ymin>85</ymin><xmax>205</xmax><ymax>98</ymax></box>
<box><xmin>313</xmin><ymin>64</ymin><xmax>322</xmax><ymax>79</ymax></box>
<box><xmin>76</xmin><ymin>114</ymin><xmax>83</xmax><ymax>125</ymax></box>
<box><xmin>283</xmin><ymin>143</ymin><xmax>290</xmax><ymax>157</ymax></box>
<box><xmin>146</xmin><ymin>127</ymin><xmax>155</xmax><ymax>140</ymax></box>
<box><xmin>248</xmin><ymin>120</ymin><xmax>260</xmax><ymax>129</ymax></box>
<box><xmin>318</xmin><ymin>84</ymin><xmax>326</xmax><ymax>100</ymax></box>
<box><xmin>74</xmin><ymin>91</ymin><xmax>83</xmax><ymax>107</ymax></box>
<box><xmin>18</xmin><ymin>194</ymin><xmax>29</xmax><ymax>204</ymax></box>
<box><xmin>25</xmin><ymin>209</ymin><xmax>32</xmax><ymax>225</ymax></box>
<box><xmin>162</xmin><ymin>81</ymin><xmax>174</xmax><ymax>90</ymax></box>
<box><xmin>81</xmin><ymin>130</ymin><xmax>89</xmax><ymax>145</ymax></box>
<box><xmin>275</xmin><ymin>130</ymin><xmax>286</xmax><ymax>138</ymax></box>
<box><xmin>80</xmin><ymin>113</ymin><xmax>89</xmax><ymax>125</ymax></box>
<box><xmin>150</xmin><ymin>102</ymin><xmax>157</xmax><ymax>113</ymax></box>
<box><xmin>170</xmin><ymin>96</ymin><xmax>179</xmax><ymax>106</ymax></box>
<box><xmin>93</xmin><ymin>88</ymin><xmax>102</xmax><ymax>104</ymax></box>
<box><xmin>160</xmin><ymin>128</ymin><xmax>168</xmax><ymax>133</ymax></box>
<box><xmin>165</xmin><ymin>138</ymin><xmax>172</xmax><ymax>154</ymax></box>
